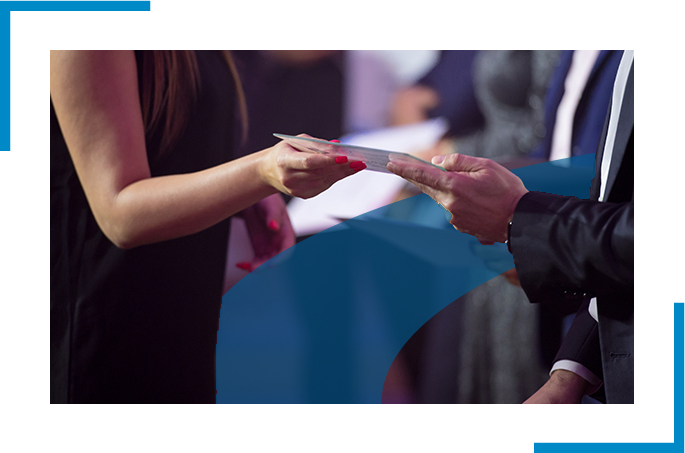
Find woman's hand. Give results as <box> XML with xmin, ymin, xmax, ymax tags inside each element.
<box><xmin>236</xmin><ymin>194</ymin><xmax>296</xmax><ymax>272</ymax></box>
<box><xmin>258</xmin><ymin>137</ymin><xmax>365</xmax><ymax>199</ymax></box>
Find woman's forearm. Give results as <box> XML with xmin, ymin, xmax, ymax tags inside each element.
<box><xmin>102</xmin><ymin>150</ymin><xmax>277</xmax><ymax>249</ymax></box>
<box><xmin>50</xmin><ymin>51</ymin><xmax>360</xmax><ymax>249</ymax></box>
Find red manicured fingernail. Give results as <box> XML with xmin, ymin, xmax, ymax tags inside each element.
<box><xmin>350</xmin><ymin>161</ymin><xmax>366</xmax><ymax>171</ymax></box>
<box><xmin>236</xmin><ymin>262</ymin><xmax>251</xmax><ymax>271</ymax></box>
<box><xmin>268</xmin><ymin>220</ymin><xmax>279</xmax><ymax>231</ymax></box>
<box><xmin>335</xmin><ymin>155</ymin><xmax>348</xmax><ymax>164</ymax></box>
<box><xmin>330</xmin><ymin>139</ymin><xmax>341</xmax><ymax>143</ymax></box>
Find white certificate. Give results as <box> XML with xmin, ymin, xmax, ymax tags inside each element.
<box><xmin>273</xmin><ymin>133</ymin><xmax>446</xmax><ymax>174</ymax></box>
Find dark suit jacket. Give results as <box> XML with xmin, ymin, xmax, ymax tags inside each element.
<box><xmin>509</xmin><ymin>57</ymin><xmax>634</xmax><ymax>403</ymax></box>
<box><xmin>529</xmin><ymin>50</ymin><xmax>624</xmax><ymax>368</ymax></box>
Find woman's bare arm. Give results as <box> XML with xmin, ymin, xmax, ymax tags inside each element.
<box><xmin>51</xmin><ymin>50</ymin><xmax>356</xmax><ymax>249</ymax></box>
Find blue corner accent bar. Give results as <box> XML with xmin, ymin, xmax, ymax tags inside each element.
<box><xmin>534</xmin><ymin>303</ymin><xmax>684</xmax><ymax>452</ymax></box>
<box><xmin>0</xmin><ymin>1</ymin><xmax>151</xmax><ymax>151</ymax></box>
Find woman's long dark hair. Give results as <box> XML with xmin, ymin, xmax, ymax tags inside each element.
<box><xmin>138</xmin><ymin>50</ymin><xmax>248</xmax><ymax>157</ymax></box>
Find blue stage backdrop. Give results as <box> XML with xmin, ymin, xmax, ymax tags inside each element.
<box><xmin>216</xmin><ymin>154</ymin><xmax>596</xmax><ymax>403</ymax></box>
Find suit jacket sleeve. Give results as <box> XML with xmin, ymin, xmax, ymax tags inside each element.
<box><xmin>553</xmin><ymin>299</ymin><xmax>603</xmax><ymax>378</ymax></box>
<box><xmin>509</xmin><ymin>191</ymin><xmax>633</xmax><ymax>304</ymax></box>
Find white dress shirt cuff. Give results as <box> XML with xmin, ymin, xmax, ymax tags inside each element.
<box><xmin>551</xmin><ymin>360</ymin><xmax>603</xmax><ymax>395</ymax></box>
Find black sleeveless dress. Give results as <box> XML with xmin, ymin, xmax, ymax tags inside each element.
<box><xmin>51</xmin><ymin>51</ymin><xmax>237</xmax><ymax>403</ymax></box>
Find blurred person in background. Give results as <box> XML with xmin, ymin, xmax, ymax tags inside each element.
<box><xmin>232</xmin><ymin>51</ymin><xmax>346</xmax><ymax>158</ymax></box>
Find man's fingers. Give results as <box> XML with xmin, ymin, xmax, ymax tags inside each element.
<box><xmin>393</xmin><ymin>175</ymin><xmax>445</xmax><ymax>207</ymax></box>
<box><xmin>439</xmin><ymin>153</ymin><xmax>488</xmax><ymax>172</ymax></box>
<box><xmin>387</xmin><ymin>165</ymin><xmax>434</xmax><ymax>196</ymax></box>
<box><xmin>387</xmin><ymin>160</ymin><xmax>447</xmax><ymax>190</ymax></box>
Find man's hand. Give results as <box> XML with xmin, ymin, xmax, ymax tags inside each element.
<box><xmin>523</xmin><ymin>370</ymin><xmax>593</xmax><ymax>404</ymax></box>
<box><xmin>387</xmin><ymin>153</ymin><xmax>528</xmax><ymax>243</ymax></box>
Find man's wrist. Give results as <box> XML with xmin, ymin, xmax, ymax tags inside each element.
<box><xmin>505</xmin><ymin>218</ymin><xmax>513</xmax><ymax>251</ymax></box>
<box><xmin>549</xmin><ymin>369</ymin><xmax>593</xmax><ymax>398</ymax></box>
<box><xmin>502</xmin><ymin>190</ymin><xmax>527</xmax><ymax>246</ymax></box>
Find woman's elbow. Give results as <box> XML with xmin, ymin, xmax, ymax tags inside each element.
<box><xmin>95</xmin><ymin>213</ymin><xmax>145</xmax><ymax>250</ymax></box>
<box><xmin>103</xmin><ymin>225</ymin><xmax>140</xmax><ymax>250</ymax></box>
<box><xmin>109</xmin><ymin>234</ymin><xmax>138</xmax><ymax>250</ymax></box>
